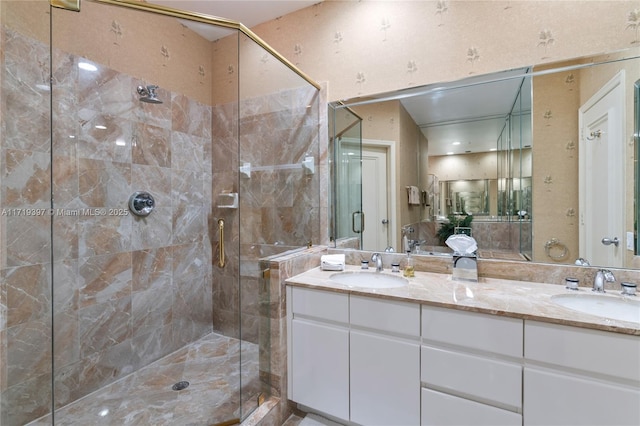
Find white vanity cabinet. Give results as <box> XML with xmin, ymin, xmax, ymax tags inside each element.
<box><xmin>523</xmin><ymin>321</ymin><xmax>640</xmax><ymax>426</ymax></box>
<box><xmin>287</xmin><ymin>279</ymin><xmax>640</xmax><ymax>426</ymax></box>
<box><xmin>287</xmin><ymin>286</ymin><xmax>350</xmax><ymax>420</ymax></box>
<box><xmin>420</xmin><ymin>305</ymin><xmax>523</xmax><ymax>426</ymax></box>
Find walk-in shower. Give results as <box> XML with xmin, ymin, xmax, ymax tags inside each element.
<box><xmin>0</xmin><ymin>0</ymin><xmax>321</xmax><ymax>425</ymax></box>
<box><xmin>137</xmin><ymin>84</ymin><xmax>162</xmax><ymax>104</ymax></box>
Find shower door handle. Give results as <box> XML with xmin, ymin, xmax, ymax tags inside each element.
<box><xmin>218</xmin><ymin>218</ymin><xmax>226</xmax><ymax>268</ymax></box>
<box><xmin>352</xmin><ymin>211</ymin><xmax>365</xmax><ymax>234</ymax></box>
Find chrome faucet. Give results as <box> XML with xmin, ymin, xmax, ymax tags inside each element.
<box><xmin>371</xmin><ymin>253</ymin><xmax>383</xmax><ymax>272</ymax></box>
<box><xmin>593</xmin><ymin>269</ymin><xmax>615</xmax><ymax>293</ymax></box>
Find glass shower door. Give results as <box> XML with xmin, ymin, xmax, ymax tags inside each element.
<box><xmin>235</xmin><ymin>29</ymin><xmax>321</xmax><ymax>420</ymax></box>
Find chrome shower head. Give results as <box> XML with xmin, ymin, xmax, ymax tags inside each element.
<box><xmin>137</xmin><ymin>85</ymin><xmax>163</xmax><ymax>104</ymax></box>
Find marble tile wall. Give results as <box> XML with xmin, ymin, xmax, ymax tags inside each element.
<box><xmin>1</xmin><ymin>26</ymin><xmax>54</xmax><ymax>425</ymax></box>
<box><xmin>264</xmin><ymin>246</ymin><xmax>327</xmax><ymax>425</ymax></box>
<box><xmin>411</xmin><ymin>219</ymin><xmax>530</xmax><ymax>254</ymax></box>
<box><xmin>1</xmin><ymin>27</ymin><xmax>213</xmax><ymax>425</ymax></box>
<box><xmin>238</xmin><ymin>85</ymin><xmax>321</xmax><ymax>247</ymax></box>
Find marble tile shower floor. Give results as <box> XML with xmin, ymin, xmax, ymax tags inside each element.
<box><xmin>29</xmin><ymin>332</ymin><xmax>260</xmax><ymax>426</ymax></box>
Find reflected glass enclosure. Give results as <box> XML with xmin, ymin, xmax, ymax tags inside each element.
<box><xmin>330</xmin><ymin>106</ymin><xmax>363</xmax><ymax>247</ymax></box>
<box><xmin>0</xmin><ymin>0</ymin><xmax>320</xmax><ymax>424</ymax></box>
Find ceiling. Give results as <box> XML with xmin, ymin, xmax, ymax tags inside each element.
<box><xmin>345</xmin><ymin>68</ymin><xmax>533</xmax><ymax>156</ymax></box>
<box><xmin>148</xmin><ymin>0</ymin><xmax>319</xmax><ymax>41</ymax></box>
<box><xmin>403</xmin><ymin>69</ymin><xmax>533</xmax><ymax>156</ymax></box>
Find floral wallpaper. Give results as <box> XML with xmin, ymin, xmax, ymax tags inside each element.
<box><xmin>252</xmin><ymin>0</ymin><xmax>640</xmax><ymax>102</ymax></box>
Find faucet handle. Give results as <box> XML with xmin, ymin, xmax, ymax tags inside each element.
<box><xmin>601</xmin><ymin>269</ymin><xmax>616</xmax><ymax>282</ymax></box>
<box><xmin>402</xmin><ymin>226</ymin><xmax>415</xmax><ymax>234</ymax></box>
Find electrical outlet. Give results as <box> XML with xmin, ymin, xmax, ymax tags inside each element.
<box><xmin>626</xmin><ymin>231</ymin><xmax>634</xmax><ymax>250</ymax></box>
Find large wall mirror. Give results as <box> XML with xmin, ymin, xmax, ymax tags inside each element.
<box><xmin>330</xmin><ymin>47</ymin><xmax>640</xmax><ymax>270</ymax></box>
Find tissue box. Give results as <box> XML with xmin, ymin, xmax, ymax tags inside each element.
<box><xmin>321</xmin><ymin>254</ymin><xmax>345</xmax><ymax>271</ymax></box>
<box><xmin>452</xmin><ymin>253</ymin><xmax>478</xmax><ymax>282</ymax></box>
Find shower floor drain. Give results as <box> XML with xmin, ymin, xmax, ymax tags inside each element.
<box><xmin>172</xmin><ymin>381</ymin><xmax>190</xmax><ymax>391</ymax></box>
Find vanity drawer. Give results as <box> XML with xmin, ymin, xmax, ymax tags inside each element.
<box><xmin>421</xmin><ymin>388</ymin><xmax>522</xmax><ymax>426</ymax></box>
<box><xmin>524</xmin><ymin>321</ymin><xmax>640</xmax><ymax>381</ymax></box>
<box><xmin>422</xmin><ymin>305</ymin><xmax>523</xmax><ymax>357</ymax></box>
<box><xmin>351</xmin><ymin>295</ymin><xmax>420</xmax><ymax>337</ymax></box>
<box><xmin>290</xmin><ymin>287</ymin><xmax>349</xmax><ymax>323</ymax></box>
<box><xmin>421</xmin><ymin>345</ymin><xmax>522</xmax><ymax>410</ymax></box>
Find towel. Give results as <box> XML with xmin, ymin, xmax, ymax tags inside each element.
<box><xmin>406</xmin><ymin>186</ymin><xmax>420</xmax><ymax>205</ymax></box>
<box><xmin>321</xmin><ymin>254</ymin><xmax>345</xmax><ymax>271</ymax></box>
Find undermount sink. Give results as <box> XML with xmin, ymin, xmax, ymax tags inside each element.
<box><xmin>551</xmin><ymin>293</ymin><xmax>640</xmax><ymax>324</ymax></box>
<box><xmin>330</xmin><ymin>271</ymin><xmax>409</xmax><ymax>289</ymax></box>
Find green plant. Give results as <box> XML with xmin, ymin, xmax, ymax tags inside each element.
<box><xmin>436</xmin><ymin>213</ymin><xmax>473</xmax><ymax>244</ymax></box>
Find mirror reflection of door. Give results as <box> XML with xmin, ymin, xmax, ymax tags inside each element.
<box><xmin>579</xmin><ymin>71</ymin><xmax>625</xmax><ymax>267</ymax></box>
<box><xmin>361</xmin><ymin>145</ymin><xmax>389</xmax><ymax>251</ymax></box>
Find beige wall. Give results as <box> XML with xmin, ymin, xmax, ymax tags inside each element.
<box><xmin>252</xmin><ymin>0</ymin><xmax>638</xmax><ymax>102</ymax></box>
<box><xmin>355</xmin><ymin>100</ymin><xmax>400</xmax><ymax>141</ymax></box>
<box><xmin>2</xmin><ymin>0</ymin><xmax>217</xmax><ymax>105</ymax></box>
<box><xmin>429</xmin><ymin>151</ymin><xmax>498</xmax><ymax>181</ymax></box>
<box><xmin>398</xmin><ymin>102</ymin><xmax>423</xmax><ymax>231</ymax></box>
<box><xmin>532</xmin><ymin>68</ymin><xmax>581</xmax><ymax>262</ymax></box>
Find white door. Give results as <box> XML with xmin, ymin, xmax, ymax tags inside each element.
<box><xmin>579</xmin><ymin>71</ymin><xmax>625</xmax><ymax>267</ymax></box>
<box><xmin>361</xmin><ymin>146</ymin><xmax>389</xmax><ymax>251</ymax></box>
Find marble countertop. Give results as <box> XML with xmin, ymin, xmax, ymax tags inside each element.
<box><xmin>285</xmin><ymin>266</ymin><xmax>640</xmax><ymax>336</ymax></box>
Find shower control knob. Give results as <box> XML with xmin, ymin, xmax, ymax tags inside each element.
<box><xmin>129</xmin><ymin>191</ymin><xmax>155</xmax><ymax>217</ymax></box>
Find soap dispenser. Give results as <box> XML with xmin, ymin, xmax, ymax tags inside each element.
<box><xmin>403</xmin><ymin>250</ymin><xmax>415</xmax><ymax>277</ymax></box>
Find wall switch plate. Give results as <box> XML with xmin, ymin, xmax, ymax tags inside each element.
<box><xmin>626</xmin><ymin>231</ymin><xmax>634</xmax><ymax>250</ymax></box>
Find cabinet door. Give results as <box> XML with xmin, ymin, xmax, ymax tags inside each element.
<box><xmin>524</xmin><ymin>368</ymin><xmax>640</xmax><ymax>426</ymax></box>
<box><xmin>291</xmin><ymin>319</ymin><xmax>349</xmax><ymax>420</ymax></box>
<box><xmin>422</xmin><ymin>388</ymin><xmax>522</xmax><ymax>426</ymax></box>
<box><xmin>350</xmin><ymin>330</ymin><xmax>420</xmax><ymax>426</ymax></box>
